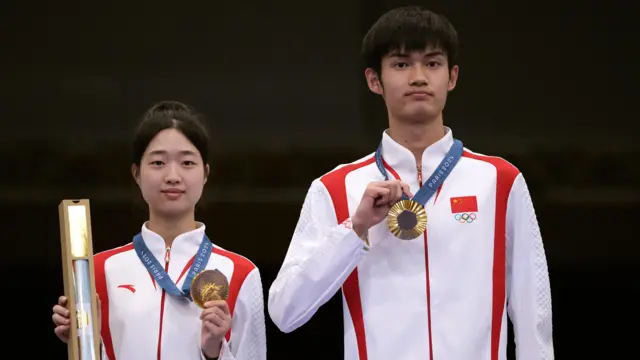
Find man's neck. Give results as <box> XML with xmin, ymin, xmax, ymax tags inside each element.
<box><xmin>387</xmin><ymin>114</ymin><xmax>446</xmax><ymax>165</ymax></box>
<box><xmin>147</xmin><ymin>212</ymin><xmax>197</xmax><ymax>248</ymax></box>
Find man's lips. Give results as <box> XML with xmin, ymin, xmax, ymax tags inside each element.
<box><xmin>405</xmin><ymin>90</ymin><xmax>433</xmax><ymax>96</ymax></box>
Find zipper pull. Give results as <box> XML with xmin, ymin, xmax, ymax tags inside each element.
<box><xmin>416</xmin><ymin>165</ymin><xmax>423</xmax><ymax>185</ymax></box>
<box><xmin>164</xmin><ymin>247</ymin><xmax>171</xmax><ymax>263</ymax></box>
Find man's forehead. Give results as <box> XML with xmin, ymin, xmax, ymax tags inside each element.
<box><xmin>386</xmin><ymin>47</ymin><xmax>446</xmax><ymax>57</ymax></box>
<box><xmin>146</xmin><ymin>148</ymin><xmax>198</xmax><ymax>156</ymax></box>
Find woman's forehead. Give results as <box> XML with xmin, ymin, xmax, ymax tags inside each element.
<box><xmin>145</xmin><ymin>129</ymin><xmax>198</xmax><ymax>154</ymax></box>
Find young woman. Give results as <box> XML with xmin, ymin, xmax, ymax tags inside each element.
<box><xmin>51</xmin><ymin>101</ymin><xmax>267</xmax><ymax>360</ymax></box>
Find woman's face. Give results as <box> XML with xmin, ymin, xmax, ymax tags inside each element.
<box><xmin>134</xmin><ymin>128</ymin><xmax>208</xmax><ymax>218</ymax></box>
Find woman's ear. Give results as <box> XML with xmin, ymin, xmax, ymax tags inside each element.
<box><xmin>131</xmin><ymin>164</ymin><xmax>140</xmax><ymax>185</ymax></box>
<box><xmin>204</xmin><ymin>164</ymin><xmax>210</xmax><ymax>185</ymax></box>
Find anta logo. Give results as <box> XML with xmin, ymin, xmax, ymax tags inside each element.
<box><xmin>117</xmin><ymin>284</ymin><xmax>136</xmax><ymax>293</ymax></box>
<box><xmin>450</xmin><ymin>196</ymin><xmax>478</xmax><ymax>224</ymax></box>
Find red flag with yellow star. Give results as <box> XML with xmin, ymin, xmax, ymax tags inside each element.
<box><xmin>450</xmin><ymin>196</ymin><xmax>478</xmax><ymax>213</ymax></box>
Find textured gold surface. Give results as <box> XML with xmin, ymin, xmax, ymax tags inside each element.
<box><xmin>67</xmin><ymin>205</ymin><xmax>89</xmax><ymax>257</ymax></box>
<box><xmin>76</xmin><ymin>308</ymin><xmax>90</xmax><ymax>329</ymax></box>
<box><xmin>190</xmin><ymin>269</ymin><xmax>229</xmax><ymax>308</ymax></box>
<box><xmin>387</xmin><ymin>199</ymin><xmax>428</xmax><ymax>240</ymax></box>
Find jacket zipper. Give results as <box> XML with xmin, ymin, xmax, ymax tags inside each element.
<box><xmin>417</xmin><ymin>164</ymin><xmax>434</xmax><ymax>360</ymax></box>
<box><xmin>157</xmin><ymin>246</ymin><xmax>171</xmax><ymax>360</ymax></box>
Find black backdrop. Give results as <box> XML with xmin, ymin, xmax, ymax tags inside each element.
<box><xmin>2</xmin><ymin>0</ymin><xmax>638</xmax><ymax>358</ymax></box>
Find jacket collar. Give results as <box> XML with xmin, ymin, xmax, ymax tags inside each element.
<box><xmin>378</xmin><ymin>126</ymin><xmax>455</xmax><ymax>184</ymax></box>
<box><xmin>139</xmin><ymin>221</ymin><xmax>207</xmax><ymax>262</ymax></box>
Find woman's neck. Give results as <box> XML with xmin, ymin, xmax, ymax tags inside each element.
<box><xmin>146</xmin><ymin>212</ymin><xmax>197</xmax><ymax>248</ymax></box>
<box><xmin>387</xmin><ymin>114</ymin><xmax>446</xmax><ymax>165</ymax></box>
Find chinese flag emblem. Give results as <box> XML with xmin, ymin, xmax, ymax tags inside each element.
<box><xmin>450</xmin><ymin>196</ymin><xmax>478</xmax><ymax>213</ymax></box>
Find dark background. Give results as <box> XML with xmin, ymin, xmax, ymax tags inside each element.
<box><xmin>2</xmin><ymin>0</ymin><xmax>637</xmax><ymax>358</ymax></box>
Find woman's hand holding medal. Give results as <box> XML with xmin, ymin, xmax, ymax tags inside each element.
<box><xmin>200</xmin><ymin>300</ymin><xmax>231</xmax><ymax>358</ymax></box>
<box><xmin>195</xmin><ymin>269</ymin><xmax>231</xmax><ymax>358</ymax></box>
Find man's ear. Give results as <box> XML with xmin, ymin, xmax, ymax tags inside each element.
<box><xmin>447</xmin><ymin>65</ymin><xmax>459</xmax><ymax>91</ymax></box>
<box><xmin>364</xmin><ymin>68</ymin><xmax>384</xmax><ymax>95</ymax></box>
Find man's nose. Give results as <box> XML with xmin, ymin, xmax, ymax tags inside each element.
<box><xmin>409</xmin><ymin>64</ymin><xmax>428</xmax><ymax>86</ymax></box>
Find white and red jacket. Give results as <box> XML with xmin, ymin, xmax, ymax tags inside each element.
<box><xmin>268</xmin><ymin>128</ymin><xmax>554</xmax><ymax>360</ymax></box>
<box><xmin>94</xmin><ymin>223</ymin><xmax>266</xmax><ymax>360</ymax></box>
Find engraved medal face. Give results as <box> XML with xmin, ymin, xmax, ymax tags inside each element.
<box><xmin>387</xmin><ymin>199</ymin><xmax>428</xmax><ymax>240</ymax></box>
<box><xmin>190</xmin><ymin>269</ymin><xmax>229</xmax><ymax>308</ymax></box>
<box><xmin>397</xmin><ymin>210</ymin><xmax>418</xmax><ymax>230</ymax></box>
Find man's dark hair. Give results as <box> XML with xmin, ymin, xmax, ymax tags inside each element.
<box><xmin>361</xmin><ymin>6</ymin><xmax>459</xmax><ymax>75</ymax></box>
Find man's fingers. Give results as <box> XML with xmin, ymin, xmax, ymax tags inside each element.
<box><xmin>366</xmin><ymin>186</ymin><xmax>389</xmax><ymax>198</ymax></box>
<box><xmin>392</xmin><ymin>181</ymin><xmax>413</xmax><ymax>201</ymax></box>
<box><xmin>393</xmin><ymin>183</ymin><xmax>404</xmax><ymax>203</ymax></box>
<box><xmin>400</xmin><ymin>182</ymin><xmax>413</xmax><ymax>198</ymax></box>
<box><xmin>374</xmin><ymin>197</ymin><xmax>387</xmax><ymax>207</ymax></box>
<box><xmin>389</xmin><ymin>181</ymin><xmax>413</xmax><ymax>204</ymax></box>
<box><xmin>368</xmin><ymin>186</ymin><xmax>390</xmax><ymax>206</ymax></box>
<box><xmin>366</xmin><ymin>180</ymin><xmax>415</xmax><ymax>206</ymax></box>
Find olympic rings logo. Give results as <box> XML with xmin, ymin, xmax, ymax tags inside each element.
<box><xmin>454</xmin><ymin>213</ymin><xmax>476</xmax><ymax>223</ymax></box>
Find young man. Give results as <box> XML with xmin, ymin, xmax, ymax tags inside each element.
<box><xmin>268</xmin><ymin>6</ymin><xmax>553</xmax><ymax>360</ymax></box>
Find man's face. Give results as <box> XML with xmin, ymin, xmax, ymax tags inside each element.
<box><xmin>365</xmin><ymin>47</ymin><xmax>459</xmax><ymax>122</ymax></box>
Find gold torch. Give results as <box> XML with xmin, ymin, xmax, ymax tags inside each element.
<box><xmin>58</xmin><ymin>199</ymin><xmax>101</xmax><ymax>360</ymax></box>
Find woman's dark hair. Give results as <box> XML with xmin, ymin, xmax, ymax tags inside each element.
<box><xmin>132</xmin><ymin>100</ymin><xmax>210</xmax><ymax>167</ymax></box>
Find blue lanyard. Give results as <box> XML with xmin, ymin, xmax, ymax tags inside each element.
<box><xmin>133</xmin><ymin>232</ymin><xmax>212</xmax><ymax>300</ymax></box>
<box><xmin>374</xmin><ymin>139</ymin><xmax>464</xmax><ymax>206</ymax></box>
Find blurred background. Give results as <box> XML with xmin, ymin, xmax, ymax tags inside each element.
<box><xmin>2</xmin><ymin>0</ymin><xmax>637</xmax><ymax>358</ymax></box>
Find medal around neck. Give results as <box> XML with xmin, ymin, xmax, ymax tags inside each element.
<box><xmin>387</xmin><ymin>199</ymin><xmax>428</xmax><ymax>240</ymax></box>
<box><xmin>375</xmin><ymin>138</ymin><xmax>465</xmax><ymax>241</ymax></box>
<box><xmin>190</xmin><ymin>269</ymin><xmax>229</xmax><ymax>308</ymax></box>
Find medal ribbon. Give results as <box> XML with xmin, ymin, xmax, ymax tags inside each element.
<box><xmin>374</xmin><ymin>139</ymin><xmax>464</xmax><ymax>206</ymax></box>
<box><xmin>133</xmin><ymin>233</ymin><xmax>212</xmax><ymax>300</ymax></box>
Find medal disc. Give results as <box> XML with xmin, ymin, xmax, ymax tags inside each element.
<box><xmin>190</xmin><ymin>269</ymin><xmax>229</xmax><ymax>308</ymax></box>
<box><xmin>387</xmin><ymin>199</ymin><xmax>428</xmax><ymax>240</ymax></box>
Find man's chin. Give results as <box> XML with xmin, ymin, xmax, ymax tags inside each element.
<box><xmin>400</xmin><ymin>109</ymin><xmax>439</xmax><ymax>123</ymax></box>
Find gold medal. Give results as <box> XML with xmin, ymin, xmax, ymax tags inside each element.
<box><xmin>190</xmin><ymin>269</ymin><xmax>229</xmax><ymax>308</ymax></box>
<box><xmin>387</xmin><ymin>199</ymin><xmax>428</xmax><ymax>240</ymax></box>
